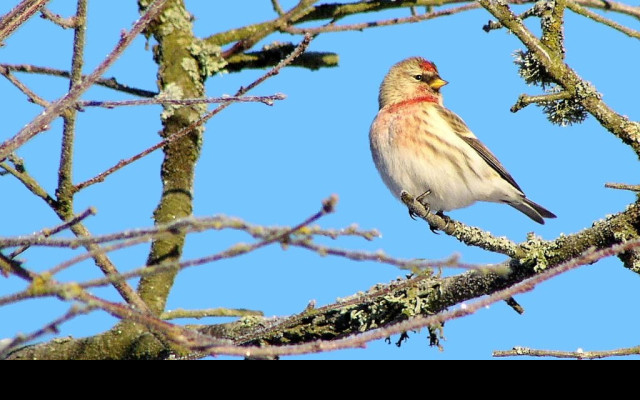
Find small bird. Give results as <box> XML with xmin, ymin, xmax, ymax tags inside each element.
<box><xmin>369</xmin><ymin>57</ymin><xmax>556</xmax><ymax>224</ymax></box>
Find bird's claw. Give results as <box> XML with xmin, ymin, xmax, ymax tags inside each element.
<box><xmin>429</xmin><ymin>222</ymin><xmax>440</xmax><ymax>234</ymax></box>
<box><xmin>436</xmin><ymin>211</ymin><xmax>452</xmax><ymax>230</ymax></box>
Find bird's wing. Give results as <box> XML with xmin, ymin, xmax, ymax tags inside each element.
<box><xmin>438</xmin><ymin>106</ymin><xmax>524</xmax><ymax>193</ymax></box>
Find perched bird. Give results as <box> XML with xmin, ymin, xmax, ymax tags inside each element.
<box><xmin>369</xmin><ymin>57</ymin><xmax>556</xmax><ymax>224</ymax></box>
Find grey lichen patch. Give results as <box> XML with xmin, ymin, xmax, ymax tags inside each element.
<box><xmin>181</xmin><ymin>57</ymin><xmax>203</xmax><ymax>89</ymax></box>
<box><xmin>189</xmin><ymin>39</ymin><xmax>227</xmax><ymax>78</ymax></box>
<box><xmin>453</xmin><ymin>223</ymin><xmax>520</xmax><ymax>258</ymax></box>
<box><xmin>154</xmin><ymin>2</ymin><xmax>193</xmax><ymax>38</ymax></box>
<box><xmin>158</xmin><ymin>82</ymin><xmax>184</xmax><ymax>121</ymax></box>
<box><xmin>238</xmin><ymin>315</ymin><xmax>267</xmax><ymax>330</ymax></box>
<box><xmin>514</xmin><ymin>50</ymin><xmax>555</xmax><ymax>88</ymax></box>
<box><xmin>521</xmin><ymin>233</ymin><xmax>551</xmax><ymax>272</ymax></box>
<box><xmin>621</xmin><ymin>121</ymin><xmax>640</xmax><ymax>141</ymax></box>
<box><xmin>541</xmin><ymin>87</ymin><xmax>588</xmax><ymax>126</ymax></box>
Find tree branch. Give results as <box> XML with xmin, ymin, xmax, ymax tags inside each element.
<box><xmin>0</xmin><ymin>0</ymin><xmax>50</xmax><ymax>46</ymax></box>
<box><xmin>0</xmin><ymin>0</ymin><xmax>170</xmax><ymax>161</ymax></box>
<box><xmin>479</xmin><ymin>0</ymin><xmax>640</xmax><ymax>157</ymax></box>
<box><xmin>494</xmin><ymin>345</ymin><xmax>640</xmax><ymax>359</ymax></box>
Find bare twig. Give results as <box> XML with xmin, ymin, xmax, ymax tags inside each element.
<box><xmin>605</xmin><ymin>182</ymin><xmax>640</xmax><ymax>192</ymax></box>
<box><xmin>77</xmin><ymin>94</ymin><xmax>286</xmax><ymax>109</ymax></box>
<box><xmin>271</xmin><ymin>0</ymin><xmax>285</xmax><ymax>16</ymax></box>
<box><xmin>0</xmin><ymin>305</ymin><xmax>93</xmax><ymax>359</ymax></box>
<box><xmin>0</xmin><ymin>0</ymin><xmax>50</xmax><ymax>46</ymax></box>
<box><xmin>282</xmin><ymin>238</ymin><xmax>489</xmax><ymax>272</ymax></box>
<box><xmin>493</xmin><ymin>345</ymin><xmax>640</xmax><ymax>359</ymax></box>
<box><xmin>283</xmin><ymin>3</ymin><xmax>479</xmax><ymax>35</ymax></box>
<box><xmin>0</xmin><ymin>215</ymin><xmax>375</xmax><ymax>250</ymax></box>
<box><xmin>0</xmin><ymin>162</ymin><xmax>57</xmax><ymax>208</ymax></box>
<box><xmin>161</xmin><ymin>308</ymin><xmax>264</xmax><ymax>320</ymax></box>
<box><xmin>0</xmin><ymin>0</ymin><xmax>170</xmax><ymax>161</ymax></box>
<box><xmin>567</xmin><ymin>1</ymin><xmax>640</xmax><ymax>39</ymax></box>
<box><xmin>40</xmin><ymin>8</ymin><xmax>77</xmax><ymax>28</ymax></box>
<box><xmin>0</xmin><ymin>63</ymin><xmax>157</xmax><ymax>97</ymax></box>
<box><xmin>511</xmin><ymin>91</ymin><xmax>572</xmax><ymax>113</ymax></box>
<box><xmin>8</xmin><ymin>208</ymin><xmax>96</xmax><ymax>259</ymax></box>
<box><xmin>0</xmin><ymin>66</ymin><xmax>49</xmax><ymax>106</ymax></box>
<box><xmin>221</xmin><ymin>0</ymin><xmax>318</xmax><ymax>59</ymax></box>
<box><xmin>76</xmin><ymin>194</ymin><xmax>338</xmax><ymax>289</ymax></box>
<box><xmin>74</xmin><ymin>33</ymin><xmax>314</xmax><ymax>191</ymax></box>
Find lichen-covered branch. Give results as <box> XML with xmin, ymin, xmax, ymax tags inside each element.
<box><xmin>401</xmin><ymin>191</ymin><xmax>523</xmax><ymax>258</ymax></box>
<box><xmin>479</xmin><ymin>0</ymin><xmax>640</xmax><ymax>157</ymax></box>
<box><xmin>135</xmin><ymin>0</ymin><xmax>207</xmax><ymax>316</ymax></box>
<box><xmin>494</xmin><ymin>345</ymin><xmax>640</xmax><ymax>359</ymax></box>
<box><xmin>197</xmin><ymin>201</ymin><xmax>640</xmax><ymax>352</ymax></box>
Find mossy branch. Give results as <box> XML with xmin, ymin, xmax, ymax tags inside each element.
<box><xmin>480</xmin><ymin>0</ymin><xmax>640</xmax><ymax>157</ymax></box>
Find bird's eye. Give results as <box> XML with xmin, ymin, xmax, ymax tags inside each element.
<box><xmin>414</xmin><ymin>75</ymin><xmax>423</xmax><ymax>81</ymax></box>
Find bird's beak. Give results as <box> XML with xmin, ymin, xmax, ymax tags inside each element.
<box><xmin>429</xmin><ymin>78</ymin><xmax>448</xmax><ymax>91</ymax></box>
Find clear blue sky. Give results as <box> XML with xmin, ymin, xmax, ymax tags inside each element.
<box><xmin>1</xmin><ymin>1</ymin><xmax>639</xmax><ymax>359</ymax></box>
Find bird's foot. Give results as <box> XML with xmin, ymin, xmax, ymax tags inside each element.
<box><xmin>416</xmin><ymin>189</ymin><xmax>431</xmax><ymax>205</ymax></box>
<box><xmin>435</xmin><ymin>211</ymin><xmax>452</xmax><ymax>231</ymax></box>
<box><xmin>409</xmin><ymin>190</ymin><xmax>432</xmax><ymax>221</ymax></box>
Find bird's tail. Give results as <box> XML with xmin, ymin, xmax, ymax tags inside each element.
<box><xmin>508</xmin><ymin>198</ymin><xmax>557</xmax><ymax>225</ymax></box>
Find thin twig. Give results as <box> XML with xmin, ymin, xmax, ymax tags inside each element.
<box><xmin>8</xmin><ymin>208</ymin><xmax>96</xmax><ymax>259</ymax></box>
<box><xmin>0</xmin><ymin>215</ymin><xmax>377</xmax><ymax>250</ymax></box>
<box><xmin>40</xmin><ymin>8</ymin><xmax>77</xmax><ymax>28</ymax></box>
<box><xmin>0</xmin><ymin>162</ymin><xmax>57</xmax><ymax>208</ymax></box>
<box><xmin>77</xmin><ymin>194</ymin><xmax>337</xmax><ymax>289</ymax></box>
<box><xmin>0</xmin><ymin>0</ymin><xmax>50</xmax><ymax>46</ymax></box>
<box><xmin>283</xmin><ymin>3</ymin><xmax>479</xmax><ymax>35</ymax></box>
<box><xmin>567</xmin><ymin>1</ymin><xmax>640</xmax><ymax>39</ymax></box>
<box><xmin>0</xmin><ymin>66</ymin><xmax>49</xmax><ymax>106</ymax></box>
<box><xmin>221</xmin><ymin>0</ymin><xmax>318</xmax><ymax>59</ymax></box>
<box><xmin>77</xmin><ymin>94</ymin><xmax>286</xmax><ymax>109</ymax></box>
<box><xmin>605</xmin><ymin>182</ymin><xmax>640</xmax><ymax>192</ymax></box>
<box><xmin>74</xmin><ymin>33</ymin><xmax>314</xmax><ymax>192</ymax></box>
<box><xmin>161</xmin><ymin>308</ymin><xmax>264</xmax><ymax>320</ymax></box>
<box><xmin>493</xmin><ymin>345</ymin><xmax>640</xmax><ymax>359</ymax></box>
<box><xmin>484</xmin><ymin>1</ymin><xmax>551</xmax><ymax>32</ymax></box>
<box><xmin>0</xmin><ymin>63</ymin><xmax>157</xmax><ymax>97</ymax></box>
<box><xmin>0</xmin><ymin>0</ymin><xmax>170</xmax><ymax>162</ymax></box>
<box><xmin>0</xmin><ymin>252</ymin><xmax>36</xmax><ymax>280</ymax></box>
<box><xmin>271</xmin><ymin>0</ymin><xmax>285</xmax><ymax>16</ymax></box>
<box><xmin>0</xmin><ymin>305</ymin><xmax>93</xmax><ymax>359</ymax></box>
<box><xmin>284</xmin><ymin>238</ymin><xmax>490</xmax><ymax>272</ymax></box>
<box><xmin>511</xmin><ymin>91</ymin><xmax>572</xmax><ymax>113</ymax></box>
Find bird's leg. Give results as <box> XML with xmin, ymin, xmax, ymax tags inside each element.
<box><xmin>435</xmin><ymin>210</ymin><xmax>452</xmax><ymax>231</ymax></box>
<box><xmin>408</xmin><ymin>189</ymin><xmax>431</xmax><ymax>220</ymax></box>
<box><xmin>416</xmin><ymin>189</ymin><xmax>431</xmax><ymax>205</ymax></box>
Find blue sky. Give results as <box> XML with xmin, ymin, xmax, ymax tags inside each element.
<box><xmin>1</xmin><ymin>1</ymin><xmax>639</xmax><ymax>359</ymax></box>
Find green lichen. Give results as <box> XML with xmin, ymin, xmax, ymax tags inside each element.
<box><xmin>26</xmin><ymin>273</ymin><xmax>53</xmax><ymax>296</ymax></box>
<box><xmin>521</xmin><ymin>234</ymin><xmax>551</xmax><ymax>272</ymax></box>
<box><xmin>189</xmin><ymin>39</ymin><xmax>227</xmax><ymax>78</ymax></box>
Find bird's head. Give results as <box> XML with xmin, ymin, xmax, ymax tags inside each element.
<box><xmin>378</xmin><ymin>57</ymin><xmax>448</xmax><ymax>109</ymax></box>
